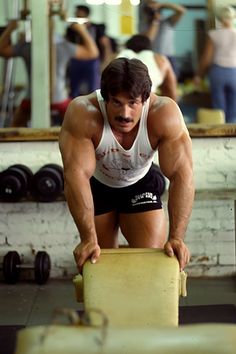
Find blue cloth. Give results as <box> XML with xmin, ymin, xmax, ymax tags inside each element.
<box><xmin>68</xmin><ymin>58</ymin><xmax>101</xmax><ymax>98</ymax></box>
<box><xmin>209</xmin><ymin>64</ymin><xmax>236</xmax><ymax>123</ymax></box>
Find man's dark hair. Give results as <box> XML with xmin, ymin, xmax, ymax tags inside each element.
<box><xmin>126</xmin><ymin>34</ymin><xmax>152</xmax><ymax>53</ymax></box>
<box><xmin>75</xmin><ymin>5</ymin><xmax>90</xmax><ymax>16</ymax></box>
<box><xmin>101</xmin><ymin>58</ymin><xmax>152</xmax><ymax>103</ymax></box>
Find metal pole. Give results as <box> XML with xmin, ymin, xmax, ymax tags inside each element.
<box><xmin>0</xmin><ymin>0</ymin><xmax>20</xmax><ymax>127</ymax></box>
<box><xmin>31</xmin><ymin>0</ymin><xmax>50</xmax><ymax>128</ymax></box>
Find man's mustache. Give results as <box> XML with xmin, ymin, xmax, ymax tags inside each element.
<box><xmin>115</xmin><ymin>116</ymin><xmax>133</xmax><ymax>123</ymax></box>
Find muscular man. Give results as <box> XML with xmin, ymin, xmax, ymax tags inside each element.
<box><xmin>59</xmin><ymin>58</ymin><xmax>194</xmax><ymax>274</ymax></box>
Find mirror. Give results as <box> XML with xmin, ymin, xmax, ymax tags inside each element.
<box><xmin>0</xmin><ymin>0</ymin><xmax>236</xmax><ymax>135</ymax></box>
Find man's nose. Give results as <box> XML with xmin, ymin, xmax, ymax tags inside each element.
<box><xmin>120</xmin><ymin>105</ymin><xmax>131</xmax><ymax>117</ymax></box>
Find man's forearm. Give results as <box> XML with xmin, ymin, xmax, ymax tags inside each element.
<box><xmin>167</xmin><ymin>174</ymin><xmax>194</xmax><ymax>241</ymax></box>
<box><xmin>143</xmin><ymin>19</ymin><xmax>160</xmax><ymax>41</ymax></box>
<box><xmin>64</xmin><ymin>178</ymin><xmax>97</xmax><ymax>243</ymax></box>
<box><xmin>73</xmin><ymin>23</ymin><xmax>98</xmax><ymax>57</ymax></box>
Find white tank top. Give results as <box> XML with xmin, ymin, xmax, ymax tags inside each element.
<box><xmin>94</xmin><ymin>90</ymin><xmax>156</xmax><ymax>188</ymax></box>
<box><xmin>116</xmin><ymin>49</ymin><xmax>163</xmax><ymax>93</ymax></box>
<box><xmin>209</xmin><ymin>28</ymin><xmax>236</xmax><ymax>67</ymax></box>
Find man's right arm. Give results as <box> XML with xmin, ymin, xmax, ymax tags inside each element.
<box><xmin>155</xmin><ymin>54</ymin><xmax>177</xmax><ymax>100</ymax></box>
<box><xmin>142</xmin><ymin>1</ymin><xmax>186</xmax><ymax>40</ymax></box>
<box><xmin>59</xmin><ymin>99</ymin><xmax>100</xmax><ymax>273</ymax></box>
<box><xmin>70</xmin><ymin>23</ymin><xmax>99</xmax><ymax>60</ymax></box>
<box><xmin>160</xmin><ymin>3</ymin><xmax>186</xmax><ymax>26</ymax></box>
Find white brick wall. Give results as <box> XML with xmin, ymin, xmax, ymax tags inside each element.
<box><xmin>0</xmin><ymin>137</ymin><xmax>235</xmax><ymax>279</ymax></box>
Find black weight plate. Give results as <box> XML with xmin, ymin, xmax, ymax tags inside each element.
<box><xmin>10</xmin><ymin>164</ymin><xmax>33</xmax><ymax>187</ymax></box>
<box><xmin>3</xmin><ymin>251</ymin><xmax>21</xmax><ymax>284</ymax></box>
<box><xmin>41</xmin><ymin>164</ymin><xmax>64</xmax><ymax>190</ymax></box>
<box><xmin>42</xmin><ymin>164</ymin><xmax>63</xmax><ymax>178</ymax></box>
<box><xmin>34</xmin><ymin>251</ymin><xmax>51</xmax><ymax>285</ymax></box>
<box><xmin>31</xmin><ymin>167</ymin><xmax>63</xmax><ymax>202</ymax></box>
<box><xmin>0</xmin><ymin>167</ymin><xmax>28</xmax><ymax>201</ymax></box>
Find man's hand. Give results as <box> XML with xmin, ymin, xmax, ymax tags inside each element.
<box><xmin>73</xmin><ymin>240</ymin><xmax>101</xmax><ymax>274</ymax></box>
<box><xmin>164</xmin><ymin>238</ymin><xmax>190</xmax><ymax>271</ymax></box>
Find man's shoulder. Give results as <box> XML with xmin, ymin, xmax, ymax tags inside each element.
<box><xmin>68</xmin><ymin>92</ymin><xmax>101</xmax><ymax>117</ymax></box>
<box><xmin>149</xmin><ymin>94</ymin><xmax>175</xmax><ymax>111</ymax></box>
<box><xmin>62</xmin><ymin>92</ymin><xmax>102</xmax><ymax>135</ymax></box>
<box><xmin>148</xmin><ymin>95</ymin><xmax>186</xmax><ymax>139</ymax></box>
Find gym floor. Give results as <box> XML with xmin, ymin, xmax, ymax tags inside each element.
<box><xmin>0</xmin><ymin>276</ymin><xmax>236</xmax><ymax>326</ymax></box>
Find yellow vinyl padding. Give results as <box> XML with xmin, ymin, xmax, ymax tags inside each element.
<box><xmin>74</xmin><ymin>248</ymin><xmax>185</xmax><ymax>327</ymax></box>
<box><xmin>15</xmin><ymin>323</ymin><xmax>236</xmax><ymax>354</ymax></box>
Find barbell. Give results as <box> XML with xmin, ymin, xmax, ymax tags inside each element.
<box><xmin>2</xmin><ymin>250</ymin><xmax>51</xmax><ymax>285</ymax></box>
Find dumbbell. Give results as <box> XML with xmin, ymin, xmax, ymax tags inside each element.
<box><xmin>31</xmin><ymin>164</ymin><xmax>64</xmax><ymax>202</ymax></box>
<box><xmin>0</xmin><ymin>164</ymin><xmax>33</xmax><ymax>202</ymax></box>
<box><xmin>2</xmin><ymin>250</ymin><xmax>51</xmax><ymax>285</ymax></box>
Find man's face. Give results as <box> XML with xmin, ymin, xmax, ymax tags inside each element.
<box><xmin>106</xmin><ymin>92</ymin><xmax>144</xmax><ymax>134</ymax></box>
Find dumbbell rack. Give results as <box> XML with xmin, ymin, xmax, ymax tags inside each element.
<box><xmin>0</xmin><ymin>163</ymin><xmax>64</xmax><ymax>202</ymax></box>
<box><xmin>0</xmin><ymin>163</ymin><xmax>64</xmax><ymax>284</ymax></box>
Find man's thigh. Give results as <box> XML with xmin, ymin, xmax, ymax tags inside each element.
<box><xmin>95</xmin><ymin>211</ymin><xmax>119</xmax><ymax>248</ymax></box>
<box><xmin>119</xmin><ymin>209</ymin><xmax>167</xmax><ymax>248</ymax></box>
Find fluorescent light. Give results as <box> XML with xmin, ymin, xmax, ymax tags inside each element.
<box><xmin>130</xmin><ymin>0</ymin><xmax>140</xmax><ymax>5</ymax></box>
<box><xmin>86</xmin><ymin>0</ymin><xmax>104</xmax><ymax>5</ymax></box>
<box><xmin>86</xmin><ymin>0</ymin><xmax>139</xmax><ymax>4</ymax></box>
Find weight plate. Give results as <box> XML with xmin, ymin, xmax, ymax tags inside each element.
<box><xmin>40</xmin><ymin>164</ymin><xmax>64</xmax><ymax>191</ymax></box>
<box><xmin>0</xmin><ymin>167</ymin><xmax>28</xmax><ymax>201</ymax></box>
<box><xmin>31</xmin><ymin>166</ymin><xmax>64</xmax><ymax>202</ymax></box>
<box><xmin>34</xmin><ymin>251</ymin><xmax>51</xmax><ymax>285</ymax></box>
<box><xmin>42</xmin><ymin>164</ymin><xmax>63</xmax><ymax>177</ymax></box>
<box><xmin>3</xmin><ymin>251</ymin><xmax>21</xmax><ymax>284</ymax></box>
<box><xmin>11</xmin><ymin>164</ymin><xmax>33</xmax><ymax>187</ymax></box>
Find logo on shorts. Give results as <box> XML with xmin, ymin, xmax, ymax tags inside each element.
<box><xmin>131</xmin><ymin>192</ymin><xmax>157</xmax><ymax>206</ymax></box>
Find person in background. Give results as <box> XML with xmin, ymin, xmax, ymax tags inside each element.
<box><xmin>116</xmin><ymin>34</ymin><xmax>177</xmax><ymax>100</ymax></box>
<box><xmin>139</xmin><ymin>0</ymin><xmax>186</xmax><ymax>79</ymax></box>
<box><xmin>59</xmin><ymin>57</ymin><xmax>194</xmax><ymax>274</ymax></box>
<box><xmin>66</xmin><ymin>4</ymin><xmax>112</xmax><ymax>98</ymax></box>
<box><xmin>194</xmin><ymin>5</ymin><xmax>236</xmax><ymax>123</ymax></box>
<box><xmin>0</xmin><ymin>20</ymin><xmax>98</xmax><ymax>127</ymax></box>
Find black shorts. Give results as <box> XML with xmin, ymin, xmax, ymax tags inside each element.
<box><xmin>90</xmin><ymin>164</ymin><xmax>166</xmax><ymax>215</ymax></box>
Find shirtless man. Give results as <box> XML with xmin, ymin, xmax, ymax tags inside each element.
<box><xmin>59</xmin><ymin>58</ymin><xmax>194</xmax><ymax>274</ymax></box>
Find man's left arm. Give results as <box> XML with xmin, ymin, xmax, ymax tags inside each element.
<box><xmin>158</xmin><ymin>104</ymin><xmax>194</xmax><ymax>270</ymax></box>
<box><xmin>162</xmin><ymin>3</ymin><xmax>186</xmax><ymax>26</ymax></box>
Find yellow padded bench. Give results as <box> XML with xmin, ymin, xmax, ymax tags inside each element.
<box><xmin>15</xmin><ymin>322</ymin><xmax>236</xmax><ymax>354</ymax></box>
<box><xmin>196</xmin><ymin>108</ymin><xmax>225</xmax><ymax>124</ymax></box>
<box><xmin>74</xmin><ymin>248</ymin><xmax>187</xmax><ymax>327</ymax></box>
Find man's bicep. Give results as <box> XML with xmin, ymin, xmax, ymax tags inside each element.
<box><xmin>158</xmin><ymin>132</ymin><xmax>192</xmax><ymax>180</ymax></box>
<box><xmin>60</xmin><ymin>131</ymin><xmax>96</xmax><ymax>181</ymax></box>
